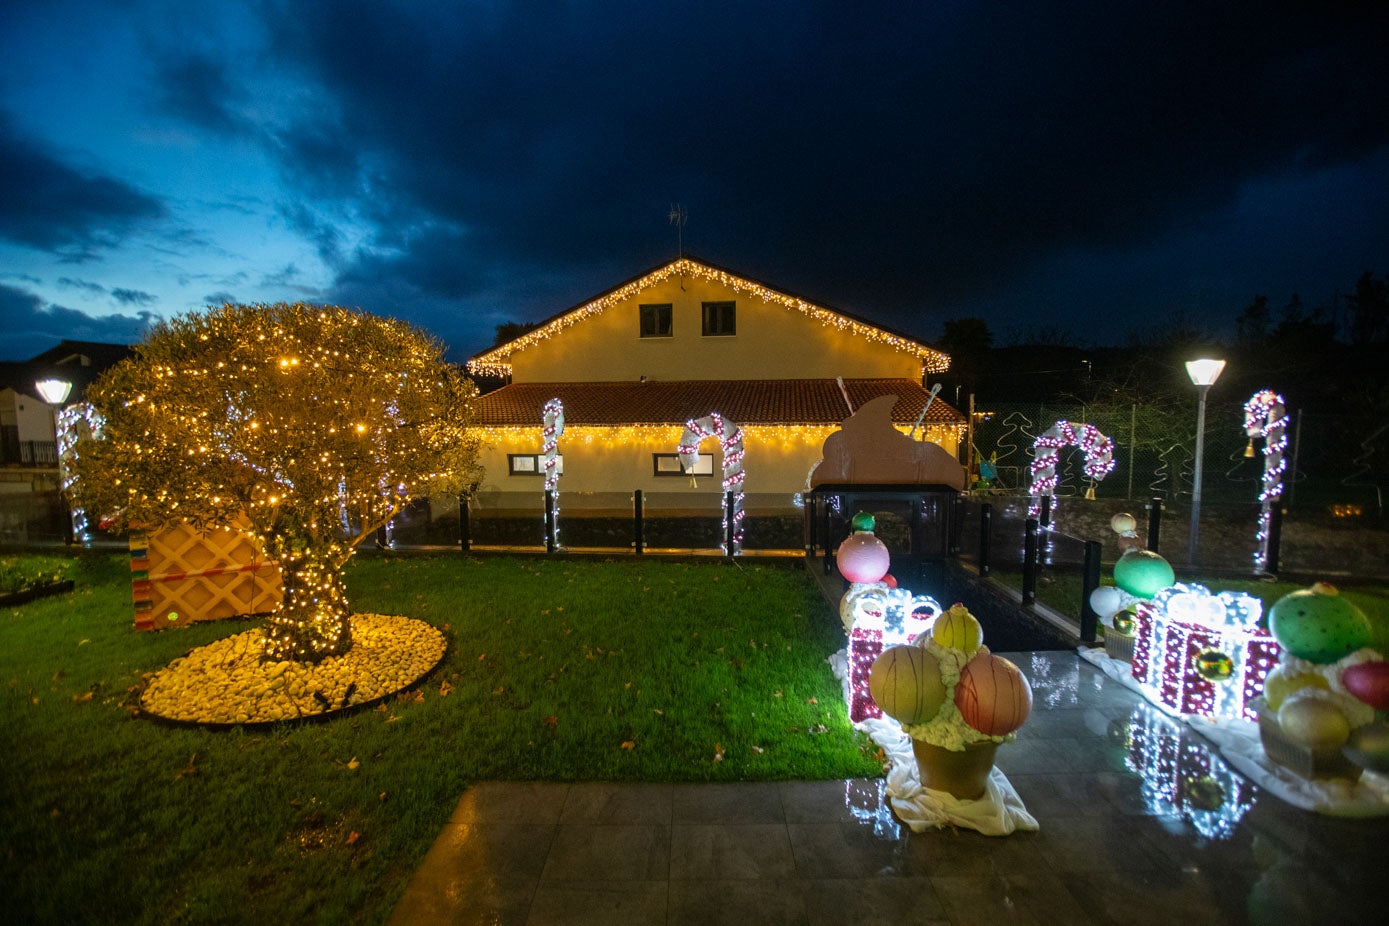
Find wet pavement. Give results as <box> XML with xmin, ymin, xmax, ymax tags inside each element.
<box><xmin>387</xmin><ymin>650</ymin><xmax>1386</xmax><ymax>925</ymax></box>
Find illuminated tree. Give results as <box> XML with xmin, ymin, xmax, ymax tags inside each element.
<box><xmin>69</xmin><ymin>303</ymin><xmax>481</xmax><ymax>661</ymax></box>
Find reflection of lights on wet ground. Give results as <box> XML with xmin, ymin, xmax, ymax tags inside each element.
<box><xmin>1027</xmin><ymin>652</ymin><xmax>1081</xmax><ymax>708</ymax></box>
<box><xmin>843</xmin><ymin>779</ymin><xmax>901</xmax><ymax>838</ymax></box>
<box><xmin>1116</xmin><ymin>704</ymin><xmax>1255</xmax><ymax>841</ymax></box>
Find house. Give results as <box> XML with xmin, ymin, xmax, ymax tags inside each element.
<box><xmin>0</xmin><ymin>340</ymin><xmax>132</xmax><ymax>540</ymax></box>
<box><xmin>465</xmin><ymin>257</ymin><xmax>965</xmax><ymax>522</ymax></box>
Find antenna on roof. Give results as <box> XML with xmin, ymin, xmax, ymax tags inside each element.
<box><xmin>668</xmin><ymin>203</ymin><xmax>687</xmax><ymax>258</ymax></box>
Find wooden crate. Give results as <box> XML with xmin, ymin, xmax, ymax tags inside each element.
<box><xmin>130</xmin><ymin>522</ymin><xmax>282</xmax><ymax>630</ymax></box>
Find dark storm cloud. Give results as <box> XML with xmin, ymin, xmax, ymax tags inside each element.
<box><xmin>250</xmin><ymin>2</ymin><xmax>1388</xmax><ymax>331</ymax></box>
<box><xmin>149</xmin><ymin>52</ymin><xmax>252</xmax><ymax>137</ymax></box>
<box><xmin>0</xmin><ymin>283</ymin><xmax>155</xmax><ymax>357</ymax></box>
<box><xmin>111</xmin><ymin>287</ymin><xmax>158</xmax><ymax>307</ymax></box>
<box><xmin>0</xmin><ymin>115</ymin><xmax>167</xmax><ymax>259</ymax></box>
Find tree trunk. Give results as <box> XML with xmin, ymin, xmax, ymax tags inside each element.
<box><xmin>263</xmin><ymin>553</ymin><xmax>353</xmax><ymax>661</ymax></box>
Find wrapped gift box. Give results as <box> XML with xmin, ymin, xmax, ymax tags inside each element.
<box><xmin>1131</xmin><ymin>584</ymin><xmax>1280</xmax><ymax>722</ymax></box>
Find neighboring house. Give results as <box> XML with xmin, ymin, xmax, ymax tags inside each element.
<box><xmin>0</xmin><ymin>340</ymin><xmax>132</xmax><ymax>497</ymax></box>
<box><xmin>465</xmin><ymin>257</ymin><xmax>965</xmax><ymax>512</ymax></box>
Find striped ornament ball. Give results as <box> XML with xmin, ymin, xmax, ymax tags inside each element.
<box><xmin>869</xmin><ymin>644</ymin><xmax>947</xmax><ymax>725</ymax></box>
<box><xmin>954</xmin><ymin>652</ymin><xmax>1033</xmax><ymax>736</ymax></box>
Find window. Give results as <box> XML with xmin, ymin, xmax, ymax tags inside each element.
<box><xmin>639</xmin><ymin>303</ymin><xmax>673</xmax><ymax>338</ymax></box>
<box><xmin>701</xmin><ymin>301</ymin><xmax>736</xmax><ymax>336</ymax></box>
<box><xmin>652</xmin><ymin>453</ymin><xmax>713</xmax><ymax>476</ymax></box>
<box><xmin>508</xmin><ymin>454</ymin><xmax>562</xmax><ymax>476</ymax></box>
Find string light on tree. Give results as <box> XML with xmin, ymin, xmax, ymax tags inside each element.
<box><xmin>66</xmin><ymin>303</ymin><xmax>482</xmax><ymax>662</ymax></box>
<box><xmin>1028</xmin><ymin>420</ymin><xmax>1116</xmax><ymax>517</ymax></box>
<box><xmin>1242</xmin><ymin>390</ymin><xmax>1288</xmax><ymax>573</ymax></box>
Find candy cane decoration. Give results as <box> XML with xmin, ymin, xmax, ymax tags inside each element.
<box><xmin>1243</xmin><ymin>390</ymin><xmax>1287</xmax><ymax>572</ymax></box>
<box><xmin>1028</xmin><ymin>420</ymin><xmax>1116</xmax><ymax>517</ymax></box>
<box><xmin>541</xmin><ymin>398</ymin><xmax>565</xmax><ymax>493</ymax></box>
<box><xmin>678</xmin><ymin>412</ymin><xmax>746</xmax><ymax>553</ymax></box>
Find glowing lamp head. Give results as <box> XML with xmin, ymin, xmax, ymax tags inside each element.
<box><xmin>35</xmin><ymin>379</ymin><xmax>72</xmax><ymax>404</ymax></box>
<box><xmin>1185</xmin><ymin>358</ymin><xmax>1226</xmax><ymax>387</ymax></box>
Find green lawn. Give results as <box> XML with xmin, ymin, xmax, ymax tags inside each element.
<box><xmin>1</xmin><ymin>552</ymin><xmax>878</xmax><ymax>925</ymax></box>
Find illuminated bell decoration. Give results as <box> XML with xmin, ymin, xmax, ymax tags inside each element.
<box><xmin>1268</xmin><ymin>583</ymin><xmax>1373</xmax><ymax>665</ymax></box>
<box><xmin>1195</xmin><ymin>649</ymin><xmax>1234</xmax><ymax>681</ymax></box>
<box><xmin>1131</xmin><ymin>584</ymin><xmax>1279</xmax><ymax>722</ymax></box>
<box><xmin>1113</xmin><ymin>549</ymin><xmax>1175</xmax><ymax>599</ymax></box>
<box><xmin>836</xmin><ymin>531</ymin><xmax>890</xmax><ymax>584</ymax></box>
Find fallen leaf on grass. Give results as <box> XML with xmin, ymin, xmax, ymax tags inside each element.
<box><xmin>346</xmin><ymin>757</ymin><xmax>360</xmax><ymax>770</ymax></box>
<box><xmin>176</xmin><ymin>754</ymin><xmax>197</xmax><ymax>780</ymax></box>
<box><xmin>752</xmin><ymin>746</ymin><xmax>765</xmax><ymax>755</ymax></box>
<box><xmin>651</xmin><ymin>708</ymin><xmax>664</xmax><ymax>716</ymax></box>
<box><xmin>438</xmin><ymin>680</ymin><xmax>453</xmax><ymax>697</ymax></box>
<box><xmin>713</xmin><ymin>743</ymin><xmax>725</xmax><ymax>763</ymax></box>
<box><xmin>346</xmin><ymin>831</ymin><xmax>360</xmax><ymax>846</ymax></box>
<box><xmin>620</xmin><ymin>740</ymin><xmax>636</xmax><ymax>750</ymax></box>
<box><xmin>386</xmin><ymin>715</ymin><xmax>400</xmax><ymax>723</ymax></box>
<box><xmin>806</xmin><ymin>697</ymin><xmax>818</xmax><ymax>705</ymax></box>
<box><xmin>543</xmin><ymin>715</ymin><xmax>558</xmax><ymax>728</ymax></box>
<box><xmin>77</xmin><ymin>639</ymin><xmax>89</xmax><ymax>646</ymax></box>
<box><xmin>379</xmin><ymin>792</ymin><xmax>388</xmax><ymax>801</ymax></box>
<box><xmin>72</xmin><ymin>691</ymin><xmax>93</xmax><ymax>703</ymax></box>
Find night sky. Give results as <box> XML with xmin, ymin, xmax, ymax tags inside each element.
<box><xmin>2</xmin><ymin>1</ymin><xmax>1386</xmax><ymax>363</ymax></box>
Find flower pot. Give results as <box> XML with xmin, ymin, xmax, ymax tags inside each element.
<box><xmin>911</xmin><ymin>739</ymin><xmax>999</xmax><ymax>800</ymax></box>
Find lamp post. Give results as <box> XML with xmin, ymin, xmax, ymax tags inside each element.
<box><xmin>1185</xmin><ymin>358</ymin><xmax>1225</xmax><ymax>565</ymax></box>
<box><xmin>34</xmin><ymin>378</ymin><xmax>74</xmax><ymax>544</ymax></box>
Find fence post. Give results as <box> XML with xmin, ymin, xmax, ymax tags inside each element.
<box><xmin>1146</xmin><ymin>496</ymin><xmax>1163</xmax><ymax>553</ymax></box>
<box><xmin>459</xmin><ymin>498</ymin><xmax>471</xmax><ymax>553</ymax></box>
<box><xmin>725</xmin><ymin>490</ymin><xmax>736</xmax><ymax>557</ymax></box>
<box><xmin>375</xmin><ymin>524</ymin><xmax>389</xmax><ymax>549</ymax></box>
<box><xmin>949</xmin><ymin>495</ymin><xmax>961</xmax><ymax>555</ymax></box>
<box><xmin>1080</xmin><ymin>539</ymin><xmax>1102</xmax><ymax>643</ymax></box>
<box><xmin>808</xmin><ymin>492</ymin><xmax>817</xmax><ymax>557</ymax></box>
<box><xmin>633</xmin><ymin>489</ymin><xmax>644</xmax><ymax>555</ymax></box>
<box><xmin>1266</xmin><ymin>501</ymin><xmax>1284</xmax><ymax>576</ymax></box>
<box><xmin>1022</xmin><ymin>518</ymin><xmax>1039</xmax><ymax>606</ymax></box>
<box><xmin>979</xmin><ymin>503</ymin><xmax>993</xmax><ymax>577</ymax></box>
<box><xmin>544</xmin><ymin>490</ymin><xmax>556</xmax><ymax>554</ymax></box>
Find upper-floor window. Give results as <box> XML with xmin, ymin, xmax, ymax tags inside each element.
<box><xmin>639</xmin><ymin>303</ymin><xmax>673</xmax><ymax>338</ymax></box>
<box><xmin>702</xmin><ymin>301</ymin><xmax>736</xmax><ymax>336</ymax></box>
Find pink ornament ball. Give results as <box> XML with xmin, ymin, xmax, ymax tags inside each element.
<box><xmin>1342</xmin><ymin>661</ymin><xmax>1389</xmax><ymax>712</ymax></box>
<box><xmin>837</xmin><ymin>532</ymin><xmax>890</xmax><ymax>583</ymax></box>
<box><xmin>955</xmin><ymin>653</ymin><xmax>1033</xmax><ymax>736</ymax></box>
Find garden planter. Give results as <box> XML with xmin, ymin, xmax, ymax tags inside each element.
<box><xmin>911</xmin><ymin>739</ymin><xmax>999</xmax><ymax>800</ymax></box>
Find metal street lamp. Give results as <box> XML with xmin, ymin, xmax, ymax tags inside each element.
<box><xmin>1185</xmin><ymin>358</ymin><xmax>1225</xmax><ymax>564</ymax></box>
<box><xmin>34</xmin><ymin>377</ymin><xmax>74</xmax><ymax>544</ymax></box>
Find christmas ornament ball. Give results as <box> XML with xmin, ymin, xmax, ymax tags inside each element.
<box><xmin>1268</xmin><ymin>583</ymin><xmax>1373</xmax><ymax>665</ymax></box>
<box><xmin>836</xmin><ymin>531</ymin><xmax>890</xmax><ymax>583</ymax></box>
<box><xmin>1276</xmin><ymin>697</ymin><xmax>1351</xmax><ymax>751</ymax></box>
<box><xmin>1112</xmin><ymin>549</ymin><xmax>1175</xmax><ymax>599</ymax></box>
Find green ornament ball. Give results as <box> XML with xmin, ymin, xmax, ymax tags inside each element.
<box><xmin>850</xmin><ymin>511</ymin><xmax>876</xmax><ymax>532</ymax></box>
<box><xmin>1112</xmin><ymin>549</ymin><xmax>1175</xmax><ymax>599</ymax></box>
<box><xmin>1268</xmin><ymin>582</ymin><xmax>1373</xmax><ymax>665</ymax></box>
<box><xmin>1112</xmin><ymin>609</ymin><xmax>1136</xmax><ymax>636</ymax></box>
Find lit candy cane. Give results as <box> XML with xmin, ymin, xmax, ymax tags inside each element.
<box><xmin>678</xmin><ymin>412</ymin><xmax>746</xmax><ymax>553</ymax></box>
<box><xmin>1028</xmin><ymin>420</ymin><xmax>1116</xmax><ymax>517</ymax></box>
<box><xmin>541</xmin><ymin>398</ymin><xmax>565</xmax><ymax>493</ymax></box>
<box><xmin>1243</xmin><ymin>390</ymin><xmax>1287</xmax><ymax>572</ymax></box>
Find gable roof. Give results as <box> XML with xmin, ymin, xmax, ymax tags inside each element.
<box><xmin>466</xmin><ymin>256</ymin><xmax>949</xmax><ymax>378</ymax></box>
<box><xmin>472</xmin><ymin>378</ymin><xmax>965</xmax><ymax>429</ymax></box>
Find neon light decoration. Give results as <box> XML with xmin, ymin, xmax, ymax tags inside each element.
<box><xmin>1243</xmin><ymin>390</ymin><xmax>1288</xmax><ymax>572</ymax></box>
<box><xmin>1028</xmin><ymin>420</ymin><xmax>1116</xmax><ymax>517</ymax></box>
<box><xmin>846</xmin><ymin>587</ymin><xmax>941</xmax><ymax>722</ymax></box>
<box><xmin>1131</xmin><ymin>583</ymin><xmax>1280</xmax><ymax>722</ymax></box>
<box><xmin>677</xmin><ymin>412</ymin><xmax>746</xmax><ymax>553</ymax></box>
